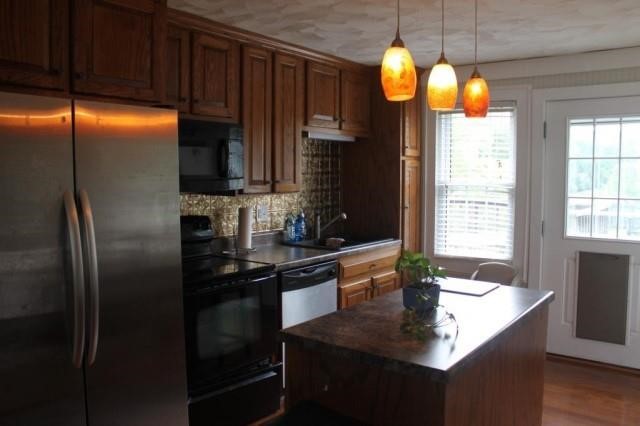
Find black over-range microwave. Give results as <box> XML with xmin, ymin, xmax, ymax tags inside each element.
<box><xmin>178</xmin><ymin>119</ymin><xmax>243</xmax><ymax>194</ymax></box>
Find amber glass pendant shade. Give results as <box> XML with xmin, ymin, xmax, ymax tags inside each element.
<box><xmin>381</xmin><ymin>40</ymin><xmax>417</xmax><ymax>102</ymax></box>
<box><xmin>427</xmin><ymin>54</ymin><xmax>458</xmax><ymax>110</ymax></box>
<box><xmin>463</xmin><ymin>68</ymin><xmax>490</xmax><ymax>117</ymax></box>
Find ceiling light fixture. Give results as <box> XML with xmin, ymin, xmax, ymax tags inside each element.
<box><xmin>463</xmin><ymin>0</ymin><xmax>490</xmax><ymax>117</ymax></box>
<box><xmin>380</xmin><ymin>0</ymin><xmax>417</xmax><ymax>101</ymax></box>
<box><xmin>427</xmin><ymin>0</ymin><xmax>457</xmax><ymax>111</ymax></box>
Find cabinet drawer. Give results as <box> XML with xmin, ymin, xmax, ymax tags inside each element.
<box><xmin>338</xmin><ymin>246</ymin><xmax>400</xmax><ymax>281</ymax></box>
<box><xmin>338</xmin><ymin>277</ymin><xmax>371</xmax><ymax>309</ymax></box>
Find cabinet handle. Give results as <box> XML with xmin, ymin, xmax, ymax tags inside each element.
<box><xmin>404</xmin><ymin>205</ymin><xmax>410</xmax><ymax>209</ymax></box>
<box><xmin>179</xmin><ymin>97</ymin><xmax>188</xmax><ymax>102</ymax></box>
<box><xmin>75</xmin><ymin>72</ymin><xmax>85</xmax><ymax>80</ymax></box>
<box><xmin>369</xmin><ymin>263</ymin><xmax>377</xmax><ymax>269</ymax></box>
<box><xmin>193</xmin><ymin>99</ymin><xmax>199</xmax><ymax>104</ymax></box>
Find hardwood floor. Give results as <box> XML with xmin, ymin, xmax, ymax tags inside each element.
<box><xmin>543</xmin><ymin>358</ymin><xmax>640</xmax><ymax>425</ymax></box>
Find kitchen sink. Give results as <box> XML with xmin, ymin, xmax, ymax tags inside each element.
<box><xmin>281</xmin><ymin>238</ymin><xmax>394</xmax><ymax>251</ymax></box>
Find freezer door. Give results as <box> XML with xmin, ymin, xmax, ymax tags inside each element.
<box><xmin>74</xmin><ymin>101</ymin><xmax>188</xmax><ymax>426</ymax></box>
<box><xmin>0</xmin><ymin>93</ymin><xmax>86</xmax><ymax>425</ymax></box>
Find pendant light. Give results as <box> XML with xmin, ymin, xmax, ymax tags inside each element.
<box><xmin>427</xmin><ymin>0</ymin><xmax>458</xmax><ymax>111</ymax></box>
<box><xmin>380</xmin><ymin>0</ymin><xmax>417</xmax><ymax>101</ymax></box>
<box><xmin>463</xmin><ymin>0</ymin><xmax>490</xmax><ymax>117</ymax></box>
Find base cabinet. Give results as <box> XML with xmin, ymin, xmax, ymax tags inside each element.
<box><xmin>338</xmin><ymin>246</ymin><xmax>401</xmax><ymax>309</ymax></box>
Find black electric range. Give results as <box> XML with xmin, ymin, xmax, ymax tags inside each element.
<box><xmin>180</xmin><ymin>216</ymin><xmax>281</xmax><ymax>426</ymax></box>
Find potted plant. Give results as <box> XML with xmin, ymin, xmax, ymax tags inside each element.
<box><xmin>395</xmin><ymin>251</ymin><xmax>446</xmax><ymax>313</ymax></box>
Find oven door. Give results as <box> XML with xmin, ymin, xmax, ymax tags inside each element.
<box><xmin>183</xmin><ymin>273</ymin><xmax>278</xmax><ymax>393</ymax></box>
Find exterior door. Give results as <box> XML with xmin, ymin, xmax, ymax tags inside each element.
<box><xmin>74</xmin><ymin>101</ymin><xmax>188</xmax><ymax>425</ymax></box>
<box><xmin>0</xmin><ymin>93</ymin><xmax>86</xmax><ymax>425</ymax></box>
<box><xmin>543</xmin><ymin>96</ymin><xmax>640</xmax><ymax>368</ymax></box>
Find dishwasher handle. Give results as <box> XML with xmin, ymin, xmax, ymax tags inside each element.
<box><xmin>281</xmin><ymin>261</ymin><xmax>337</xmax><ymax>292</ymax></box>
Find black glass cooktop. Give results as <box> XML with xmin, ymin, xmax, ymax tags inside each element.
<box><xmin>182</xmin><ymin>255</ymin><xmax>274</xmax><ymax>286</ymax></box>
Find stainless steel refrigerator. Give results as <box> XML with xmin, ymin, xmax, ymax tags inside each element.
<box><xmin>0</xmin><ymin>92</ymin><xmax>189</xmax><ymax>425</ymax></box>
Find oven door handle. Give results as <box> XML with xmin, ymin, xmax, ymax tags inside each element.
<box><xmin>189</xmin><ymin>368</ymin><xmax>280</xmax><ymax>404</ymax></box>
<box><xmin>188</xmin><ymin>273</ymin><xmax>276</xmax><ymax>295</ymax></box>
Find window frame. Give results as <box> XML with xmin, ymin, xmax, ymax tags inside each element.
<box><xmin>424</xmin><ymin>85</ymin><xmax>531</xmax><ymax>280</ymax></box>
<box><xmin>434</xmin><ymin>105</ymin><xmax>518</xmax><ymax>261</ymax></box>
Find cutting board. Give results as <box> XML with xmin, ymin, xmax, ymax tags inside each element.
<box><xmin>438</xmin><ymin>277</ymin><xmax>499</xmax><ymax>296</ymax></box>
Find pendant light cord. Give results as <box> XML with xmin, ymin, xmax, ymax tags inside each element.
<box><xmin>396</xmin><ymin>0</ymin><xmax>400</xmax><ymax>40</ymax></box>
<box><xmin>441</xmin><ymin>0</ymin><xmax>445</xmax><ymax>54</ymax></box>
<box><xmin>474</xmin><ymin>0</ymin><xmax>478</xmax><ymax>66</ymax></box>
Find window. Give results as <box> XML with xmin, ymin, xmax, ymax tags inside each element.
<box><xmin>566</xmin><ymin>117</ymin><xmax>640</xmax><ymax>241</ymax></box>
<box><xmin>435</xmin><ymin>107</ymin><xmax>516</xmax><ymax>260</ymax></box>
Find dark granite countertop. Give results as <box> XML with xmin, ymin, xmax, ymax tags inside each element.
<box><xmin>219</xmin><ymin>238</ymin><xmax>402</xmax><ymax>271</ymax></box>
<box><xmin>280</xmin><ymin>285</ymin><xmax>554</xmax><ymax>382</ymax></box>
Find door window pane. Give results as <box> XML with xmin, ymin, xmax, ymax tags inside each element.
<box><xmin>568</xmin><ymin>159</ymin><xmax>592</xmax><ymax>197</ymax></box>
<box><xmin>619</xmin><ymin>200</ymin><xmax>640</xmax><ymax>241</ymax></box>
<box><xmin>620</xmin><ymin>159</ymin><xmax>640</xmax><ymax>199</ymax></box>
<box><xmin>621</xmin><ymin>118</ymin><xmax>640</xmax><ymax>157</ymax></box>
<box><xmin>567</xmin><ymin>198</ymin><xmax>592</xmax><ymax>237</ymax></box>
<box><xmin>592</xmin><ymin>199</ymin><xmax>618</xmax><ymax>239</ymax></box>
<box><xmin>565</xmin><ymin>117</ymin><xmax>640</xmax><ymax>240</ymax></box>
<box><xmin>594</xmin><ymin>119</ymin><xmax>620</xmax><ymax>157</ymax></box>
<box><xmin>593</xmin><ymin>159</ymin><xmax>619</xmax><ymax>198</ymax></box>
<box><xmin>569</xmin><ymin>122</ymin><xmax>593</xmax><ymax>158</ymax></box>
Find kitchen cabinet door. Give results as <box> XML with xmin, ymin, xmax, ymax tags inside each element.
<box><xmin>165</xmin><ymin>24</ymin><xmax>190</xmax><ymax>112</ymax></box>
<box><xmin>339</xmin><ymin>277</ymin><xmax>371</xmax><ymax>309</ymax></box>
<box><xmin>73</xmin><ymin>0</ymin><xmax>167</xmax><ymax>101</ymax></box>
<box><xmin>372</xmin><ymin>271</ymin><xmax>400</xmax><ymax>297</ymax></box>
<box><xmin>340</xmin><ymin>69</ymin><xmax>370</xmax><ymax>136</ymax></box>
<box><xmin>243</xmin><ymin>46</ymin><xmax>273</xmax><ymax>194</ymax></box>
<box><xmin>306</xmin><ymin>61</ymin><xmax>340</xmax><ymax>129</ymax></box>
<box><xmin>192</xmin><ymin>32</ymin><xmax>240</xmax><ymax>121</ymax></box>
<box><xmin>403</xmin><ymin>95</ymin><xmax>421</xmax><ymax>157</ymax></box>
<box><xmin>402</xmin><ymin>159</ymin><xmax>421</xmax><ymax>252</ymax></box>
<box><xmin>0</xmin><ymin>0</ymin><xmax>68</xmax><ymax>91</ymax></box>
<box><xmin>273</xmin><ymin>53</ymin><xmax>304</xmax><ymax>193</ymax></box>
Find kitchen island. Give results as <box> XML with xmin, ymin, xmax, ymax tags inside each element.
<box><xmin>280</xmin><ymin>284</ymin><xmax>554</xmax><ymax>425</ymax></box>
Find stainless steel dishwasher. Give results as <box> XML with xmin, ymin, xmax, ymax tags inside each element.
<box><xmin>280</xmin><ymin>261</ymin><xmax>338</xmax><ymax>386</ymax></box>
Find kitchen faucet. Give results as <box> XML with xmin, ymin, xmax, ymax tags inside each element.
<box><xmin>315</xmin><ymin>212</ymin><xmax>347</xmax><ymax>240</ymax></box>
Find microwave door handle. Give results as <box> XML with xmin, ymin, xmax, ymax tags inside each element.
<box><xmin>79</xmin><ymin>190</ymin><xmax>100</xmax><ymax>366</ymax></box>
<box><xmin>63</xmin><ymin>190</ymin><xmax>86</xmax><ymax>368</ymax></box>
<box><xmin>218</xmin><ymin>140</ymin><xmax>230</xmax><ymax>178</ymax></box>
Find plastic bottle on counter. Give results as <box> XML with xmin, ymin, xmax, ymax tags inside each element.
<box><xmin>284</xmin><ymin>214</ymin><xmax>296</xmax><ymax>242</ymax></box>
<box><xmin>294</xmin><ymin>210</ymin><xmax>306</xmax><ymax>241</ymax></box>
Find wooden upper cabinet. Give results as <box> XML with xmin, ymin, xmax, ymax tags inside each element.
<box><xmin>72</xmin><ymin>0</ymin><xmax>166</xmax><ymax>101</ymax></box>
<box><xmin>403</xmin><ymin>95</ymin><xmax>421</xmax><ymax>157</ymax></box>
<box><xmin>402</xmin><ymin>159</ymin><xmax>421</xmax><ymax>252</ymax></box>
<box><xmin>306</xmin><ymin>61</ymin><xmax>340</xmax><ymax>129</ymax></box>
<box><xmin>192</xmin><ymin>32</ymin><xmax>240</xmax><ymax>121</ymax></box>
<box><xmin>272</xmin><ymin>53</ymin><xmax>304</xmax><ymax>193</ymax></box>
<box><xmin>340</xmin><ymin>69</ymin><xmax>370</xmax><ymax>136</ymax></box>
<box><xmin>242</xmin><ymin>46</ymin><xmax>273</xmax><ymax>194</ymax></box>
<box><xmin>0</xmin><ymin>0</ymin><xmax>68</xmax><ymax>91</ymax></box>
<box><xmin>165</xmin><ymin>24</ymin><xmax>190</xmax><ymax>112</ymax></box>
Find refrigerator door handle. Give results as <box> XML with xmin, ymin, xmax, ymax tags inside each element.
<box><xmin>63</xmin><ymin>190</ymin><xmax>86</xmax><ymax>368</ymax></box>
<box><xmin>79</xmin><ymin>190</ymin><xmax>100</xmax><ymax>366</ymax></box>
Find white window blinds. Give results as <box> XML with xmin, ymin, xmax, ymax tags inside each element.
<box><xmin>435</xmin><ymin>107</ymin><xmax>516</xmax><ymax>260</ymax></box>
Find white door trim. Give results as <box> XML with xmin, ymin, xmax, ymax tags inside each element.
<box><xmin>529</xmin><ymin>82</ymin><xmax>640</xmax><ymax>291</ymax></box>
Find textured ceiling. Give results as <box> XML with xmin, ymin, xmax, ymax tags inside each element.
<box><xmin>169</xmin><ymin>0</ymin><xmax>640</xmax><ymax>67</ymax></box>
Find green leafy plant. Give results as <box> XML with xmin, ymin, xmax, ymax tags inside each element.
<box><xmin>395</xmin><ymin>250</ymin><xmax>446</xmax><ymax>288</ymax></box>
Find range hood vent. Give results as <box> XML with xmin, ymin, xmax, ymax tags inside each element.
<box><xmin>303</xmin><ymin>130</ymin><xmax>355</xmax><ymax>142</ymax></box>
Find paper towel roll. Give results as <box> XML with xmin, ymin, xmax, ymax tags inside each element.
<box><xmin>237</xmin><ymin>207</ymin><xmax>253</xmax><ymax>249</ymax></box>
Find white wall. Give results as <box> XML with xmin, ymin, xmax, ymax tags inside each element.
<box><xmin>420</xmin><ymin>46</ymin><xmax>640</xmax><ymax>284</ymax></box>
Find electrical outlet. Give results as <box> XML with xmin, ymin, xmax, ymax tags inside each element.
<box><xmin>256</xmin><ymin>204</ymin><xmax>269</xmax><ymax>223</ymax></box>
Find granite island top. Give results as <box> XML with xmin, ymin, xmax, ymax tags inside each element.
<box><xmin>219</xmin><ymin>238</ymin><xmax>401</xmax><ymax>270</ymax></box>
<box><xmin>280</xmin><ymin>285</ymin><xmax>554</xmax><ymax>382</ymax></box>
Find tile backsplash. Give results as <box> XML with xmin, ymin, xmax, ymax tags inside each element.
<box><xmin>180</xmin><ymin>138</ymin><xmax>341</xmax><ymax>237</ymax></box>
